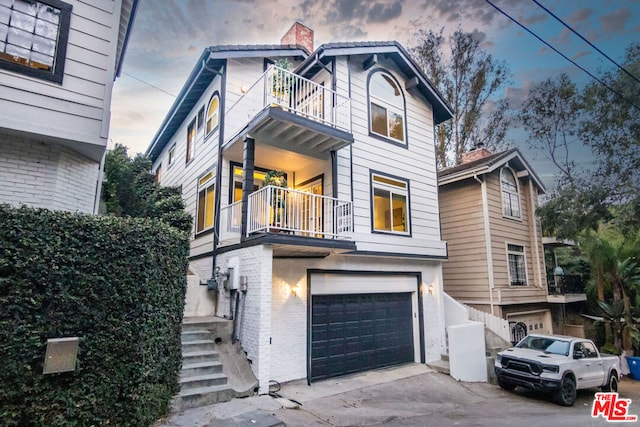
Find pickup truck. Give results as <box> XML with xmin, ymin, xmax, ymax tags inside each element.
<box><xmin>494</xmin><ymin>334</ymin><xmax>621</xmax><ymax>406</ymax></box>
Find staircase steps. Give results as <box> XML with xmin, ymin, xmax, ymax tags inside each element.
<box><xmin>174</xmin><ymin>323</ymin><xmax>234</xmax><ymax>411</ymax></box>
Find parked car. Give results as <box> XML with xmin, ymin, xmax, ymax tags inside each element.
<box><xmin>494</xmin><ymin>334</ymin><xmax>621</xmax><ymax>406</ymax></box>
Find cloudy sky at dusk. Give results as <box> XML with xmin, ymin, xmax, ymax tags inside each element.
<box><xmin>110</xmin><ymin>0</ymin><xmax>640</xmax><ymax>187</ymax></box>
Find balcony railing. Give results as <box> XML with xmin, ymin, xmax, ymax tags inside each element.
<box><xmin>225</xmin><ymin>65</ymin><xmax>351</xmax><ymax>142</ymax></box>
<box><xmin>218</xmin><ymin>186</ymin><xmax>353</xmax><ymax>243</ymax></box>
<box><xmin>547</xmin><ymin>274</ymin><xmax>586</xmax><ymax>295</ymax></box>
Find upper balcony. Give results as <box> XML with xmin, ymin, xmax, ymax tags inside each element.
<box><xmin>547</xmin><ymin>274</ymin><xmax>587</xmax><ymax>303</ymax></box>
<box><xmin>224</xmin><ymin>65</ymin><xmax>353</xmax><ymax>159</ymax></box>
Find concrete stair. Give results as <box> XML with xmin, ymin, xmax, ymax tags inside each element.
<box><xmin>174</xmin><ymin>321</ymin><xmax>234</xmax><ymax>410</ymax></box>
<box><xmin>427</xmin><ymin>353</ymin><xmax>450</xmax><ymax>375</ymax></box>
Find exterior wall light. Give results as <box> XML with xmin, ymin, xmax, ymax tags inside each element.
<box><xmin>427</xmin><ymin>285</ymin><xmax>435</xmax><ymax>294</ymax></box>
<box><xmin>43</xmin><ymin>337</ymin><xmax>80</xmax><ymax>374</ymax></box>
<box><xmin>291</xmin><ymin>284</ymin><xmax>300</xmax><ymax>297</ymax></box>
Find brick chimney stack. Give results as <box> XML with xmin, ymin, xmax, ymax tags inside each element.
<box><xmin>280</xmin><ymin>21</ymin><xmax>314</xmax><ymax>54</ymax></box>
<box><xmin>461</xmin><ymin>142</ymin><xmax>492</xmax><ymax>164</ymax></box>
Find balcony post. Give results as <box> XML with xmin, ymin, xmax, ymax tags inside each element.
<box><xmin>241</xmin><ymin>135</ymin><xmax>255</xmax><ymax>240</ymax></box>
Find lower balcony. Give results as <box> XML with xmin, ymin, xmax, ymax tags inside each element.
<box><xmin>547</xmin><ymin>274</ymin><xmax>587</xmax><ymax>303</ymax></box>
<box><xmin>218</xmin><ymin>185</ymin><xmax>355</xmax><ymax>256</ymax></box>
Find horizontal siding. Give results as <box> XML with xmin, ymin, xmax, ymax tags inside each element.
<box><xmin>0</xmin><ymin>0</ymin><xmax>120</xmax><ymax>150</ymax></box>
<box><xmin>439</xmin><ymin>181</ymin><xmax>489</xmax><ymax>301</ymax></box>
<box><xmin>344</xmin><ymin>54</ymin><xmax>443</xmax><ymax>256</ymax></box>
<box><xmin>484</xmin><ymin>171</ymin><xmax>546</xmax><ymax>295</ymax></box>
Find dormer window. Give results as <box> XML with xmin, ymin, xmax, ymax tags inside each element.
<box><xmin>501</xmin><ymin>168</ymin><xmax>520</xmax><ymax>219</ymax></box>
<box><xmin>368</xmin><ymin>71</ymin><xmax>406</xmax><ymax>145</ymax></box>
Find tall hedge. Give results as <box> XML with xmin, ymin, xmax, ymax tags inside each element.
<box><xmin>0</xmin><ymin>205</ymin><xmax>189</xmax><ymax>426</ymax></box>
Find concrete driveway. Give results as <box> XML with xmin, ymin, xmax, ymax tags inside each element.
<box><xmin>161</xmin><ymin>364</ymin><xmax>640</xmax><ymax>426</ymax></box>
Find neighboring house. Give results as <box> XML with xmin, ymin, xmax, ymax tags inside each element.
<box><xmin>438</xmin><ymin>146</ymin><xmax>587</xmax><ymax>343</ymax></box>
<box><xmin>146</xmin><ymin>22</ymin><xmax>457</xmax><ymax>393</ymax></box>
<box><xmin>0</xmin><ymin>0</ymin><xmax>138</xmax><ymax>213</ymax></box>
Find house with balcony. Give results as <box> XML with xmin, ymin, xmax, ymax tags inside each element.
<box><xmin>0</xmin><ymin>0</ymin><xmax>138</xmax><ymax>213</ymax></box>
<box><xmin>146</xmin><ymin>22</ymin><xmax>471</xmax><ymax>395</ymax></box>
<box><xmin>438</xmin><ymin>146</ymin><xmax>587</xmax><ymax>343</ymax></box>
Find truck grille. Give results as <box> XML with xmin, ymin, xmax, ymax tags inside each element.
<box><xmin>500</xmin><ymin>356</ymin><xmax>542</xmax><ymax>375</ymax></box>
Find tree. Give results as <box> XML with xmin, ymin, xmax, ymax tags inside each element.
<box><xmin>412</xmin><ymin>28</ymin><xmax>512</xmax><ymax>168</ymax></box>
<box><xmin>581</xmin><ymin>43</ymin><xmax>640</xmax><ymax>205</ymax></box>
<box><xmin>518</xmin><ymin>74</ymin><xmax>583</xmax><ymax>186</ymax></box>
<box><xmin>102</xmin><ymin>144</ymin><xmax>192</xmax><ymax>233</ymax></box>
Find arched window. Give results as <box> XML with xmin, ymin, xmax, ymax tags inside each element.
<box><xmin>206</xmin><ymin>93</ymin><xmax>220</xmax><ymax>135</ymax></box>
<box><xmin>501</xmin><ymin>168</ymin><xmax>520</xmax><ymax>218</ymax></box>
<box><xmin>368</xmin><ymin>71</ymin><xmax>406</xmax><ymax>144</ymax></box>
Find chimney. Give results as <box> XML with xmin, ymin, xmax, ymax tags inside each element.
<box><xmin>280</xmin><ymin>21</ymin><xmax>314</xmax><ymax>54</ymax></box>
<box><xmin>461</xmin><ymin>142</ymin><xmax>492</xmax><ymax>164</ymax></box>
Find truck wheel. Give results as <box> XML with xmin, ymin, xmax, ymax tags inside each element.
<box><xmin>498</xmin><ymin>378</ymin><xmax>516</xmax><ymax>391</ymax></box>
<box><xmin>554</xmin><ymin>377</ymin><xmax>576</xmax><ymax>406</ymax></box>
<box><xmin>602</xmin><ymin>372</ymin><xmax>618</xmax><ymax>392</ymax></box>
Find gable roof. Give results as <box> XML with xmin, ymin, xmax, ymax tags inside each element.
<box><xmin>295</xmin><ymin>41</ymin><xmax>453</xmax><ymax>125</ymax></box>
<box><xmin>438</xmin><ymin>147</ymin><xmax>546</xmax><ymax>194</ymax></box>
<box><xmin>145</xmin><ymin>45</ymin><xmax>309</xmax><ymax>161</ymax></box>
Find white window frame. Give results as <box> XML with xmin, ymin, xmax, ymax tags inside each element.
<box><xmin>196</xmin><ymin>170</ymin><xmax>215</xmax><ymax>234</ymax></box>
<box><xmin>500</xmin><ymin>167</ymin><xmax>521</xmax><ymax>219</ymax></box>
<box><xmin>368</xmin><ymin>70</ymin><xmax>406</xmax><ymax>145</ymax></box>
<box><xmin>506</xmin><ymin>242</ymin><xmax>528</xmax><ymax>286</ymax></box>
<box><xmin>371</xmin><ymin>171</ymin><xmax>410</xmax><ymax>235</ymax></box>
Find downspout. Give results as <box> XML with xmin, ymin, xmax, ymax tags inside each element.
<box><xmin>474</xmin><ymin>173</ymin><xmax>495</xmax><ymax>315</ymax></box>
<box><xmin>211</xmin><ymin>60</ymin><xmax>227</xmax><ymax>297</ymax></box>
<box><xmin>529</xmin><ymin>179</ymin><xmax>543</xmax><ymax>288</ymax></box>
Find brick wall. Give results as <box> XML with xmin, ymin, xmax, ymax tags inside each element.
<box><xmin>0</xmin><ymin>137</ymin><xmax>99</xmax><ymax>213</ymax></box>
<box><xmin>216</xmin><ymin>246</ymin><xmax>273</xmax><ymax>393</ymax></box>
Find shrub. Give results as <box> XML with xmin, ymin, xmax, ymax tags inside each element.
<box><xmin>0</xmin><ymin>205</ymin><xmax>189</xmax><ymax>426</ymax></box>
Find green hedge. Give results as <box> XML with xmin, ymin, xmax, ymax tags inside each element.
<box><xmin>0</xmin><ymin>205</ymin><xmax>189</xmax><ymax>426</ymax></box>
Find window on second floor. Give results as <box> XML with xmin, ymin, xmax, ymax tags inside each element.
<box><xmin>371</xmin><ymin>172</ymin><xmax>409</xmax><ymax>235</ymax></box>
<box><xmin>368</xmin><ymin>71</ymin><xmax>406</xmax><ymax>145</ymax></box>
<box><xmin>155</xmin><ymin>163</ymin><xmax>162</xmax><ymax>183</ymax></box>
<box><xmin>507</xmin><ymin>243</ymin><xmax>527</xmax><ymax>286</ymax></box>
<box><xmin>168</xmin><ymin>144</ymin><xmax>176</xmax><ymax>167</ymax></box>
<box><xmin>197</xmin><ymin>106</ymin><xmax>204</xmax><ymax>130</ymax></box>
<box><xmin>186</xmin><ymin>119</ymin><xmax>196</xmax><ymax>164</ymax></box>
<box><xmin>0</xmin><ymin>0</ymin><xmax>72</xmax><ymax>83</ymax></box>
<box><xmin>501</xmin><ymin>168</ymin><xmax>521</xmax><ymax>219</ymax></box>
<box><xmin>196</xmin><ymin>170</ymin><xmax>215</xmax><ymax>233</ymax></box>
<box><xmin>206</xmin><ymin>93</ymin><xmax>220</xmax><ymax>135</ymax></box>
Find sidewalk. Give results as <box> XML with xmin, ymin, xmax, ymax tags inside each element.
<box><xmin>158</xmin><ymin>364</ymin><xmax>433</xmax><ymax>427</ymax></box>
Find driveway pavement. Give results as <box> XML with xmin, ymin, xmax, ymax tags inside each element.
<box><xmin>159</xmin><ymin>364</ymin><xmax>640</xmax><ymax>426</ymax></box>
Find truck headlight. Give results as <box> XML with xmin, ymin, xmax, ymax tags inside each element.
<box><xmin>542</xmin><ymin>364</ymin><xmax>559</xmax><ymax>373</ymax></box>
<box><xmin>496</xmin><ymin>354</ymin><xmax>502</xmax><ymax>364</ymax></box>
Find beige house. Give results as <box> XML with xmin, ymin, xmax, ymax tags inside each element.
<box><xmin>438</xmin><ymin>146</ymin><xmax>585</xmax><ymax>342</ymax></box>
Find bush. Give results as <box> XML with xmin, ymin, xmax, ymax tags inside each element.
<box><xmin>0</xmin><ymin>205</ymin><xmax>189</xmax><ymax>426</ymax></box>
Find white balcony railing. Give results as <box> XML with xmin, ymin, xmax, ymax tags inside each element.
<box><xmin>219</xmin><ymin>200</ymin><xmax>243</xmax><ymax>243</ymax></box>
<box><xmin>224</xmin><ymin>65</ymin><xmax>351</xmax><ymax>143</ymax></box>
<box><xmin>218</xmin><ymin>186</ymin><xmax>353</xmax><ymax>242</ymax></box>
<box><xmin>248</xmin><ymin>186</ymin><xmax>353</xmax><ymax>239</ymax></box>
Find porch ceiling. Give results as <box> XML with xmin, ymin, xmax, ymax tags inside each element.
<box><xmin>225</xmin><ymin>106</ymin><xmax>354</xmax><ymax>160</ymax></box>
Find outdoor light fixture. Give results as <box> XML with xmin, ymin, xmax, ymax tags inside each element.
<box><xmin>427</xmin><ymin>285</ymin><xmax>435</xmax><ymax>294</ymax></box>
<box><xmin>43</xmin><ymin>337</ymin><xmax>80</xmax><ymax>374</ymax></box>
<box><xmin>291</xmin><ymin>284</ymin><xmax>300</xmax><ymax>297</ymax></box>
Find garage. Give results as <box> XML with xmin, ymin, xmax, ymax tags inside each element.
<box><xmin>308</xmin><ymin>273</ymin><xmax>421</xmax><ymax>382</ymax></box>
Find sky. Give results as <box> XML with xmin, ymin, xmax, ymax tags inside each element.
<box><xmin>109</xmin><ymin>0</ymin><xmax>640</xmax><ymax>189</ymax></box>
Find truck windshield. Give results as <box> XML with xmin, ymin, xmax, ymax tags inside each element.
<box><xmin>516</xmin><ymin>336</ymin><xmax>570</xmax><ymax>356</ymax></box>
